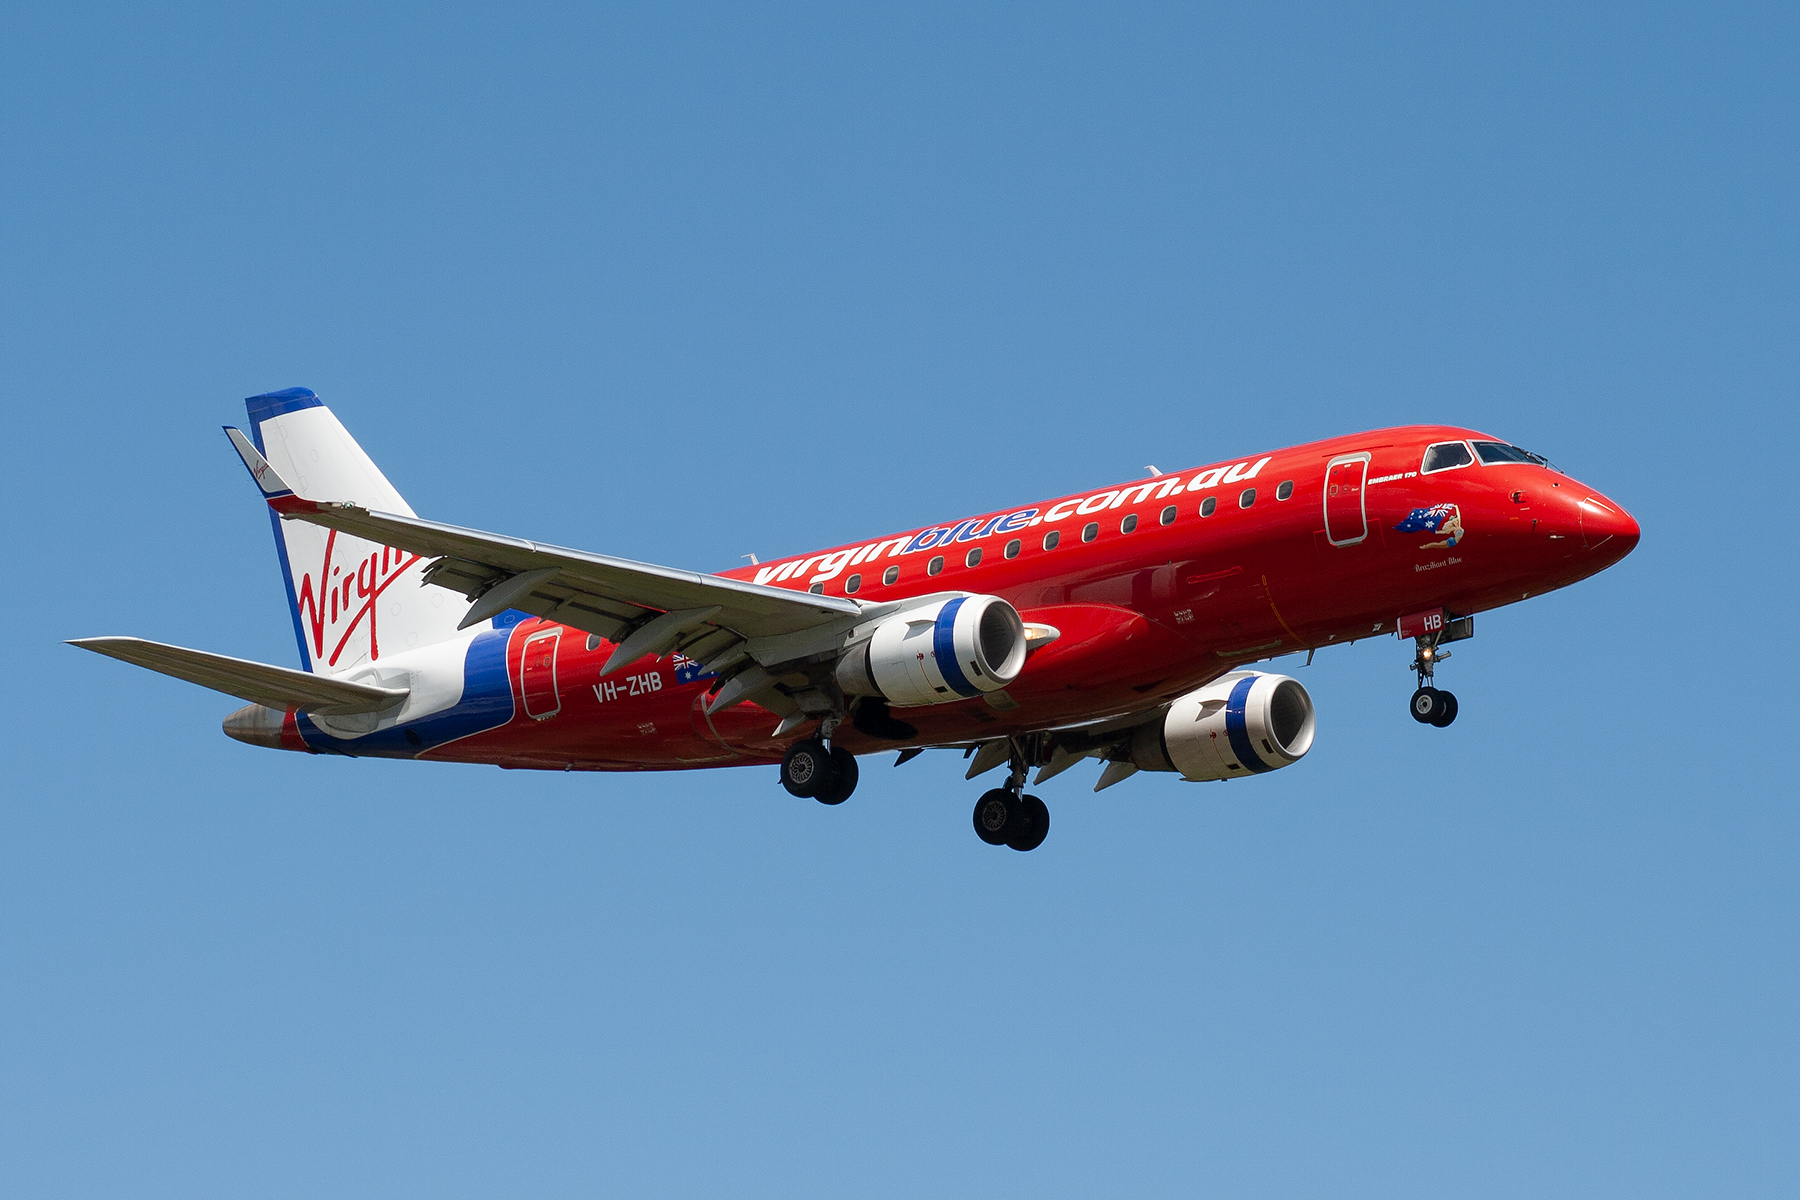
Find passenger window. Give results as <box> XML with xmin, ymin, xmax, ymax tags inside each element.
<box><xmin>1276</xmin><ymin>480</ymin><xmax>1293</xmax><ymax>501</ymax></box>
<box><xmin>1042</xmin><ymin>530</ymin><xmax>1061</xmax><ymax>551</ymax></box>
<box><xmin>965</xmin><ymin>547</ymin><xmax>982</xmax><ymax>567</ymax></box>
<box><xmin>1120</xmin><ymin>514</ymin><xmax>1138</xmax><ymax>534</ymax></box>
<box><xmin>845</xmin><ymin>574</ymin><xmax>861</xmax><ymax>594</ymax></box>
<box><xmin>1422</xmin><ymin>441</ymin><xmax>1474</xmax><ymax>473</ymax></box>
<box><xmin>1160</xmin><ymin>505</ymin><xmax>1177</xmax><ymax>525</ymax></box>
<box><xmin>1081</xmin><ymin>522</ymin><xmax>1099</xmax><ymax>543</ymax></box>
<box><xmin>808</xmin><ymin>582</ymin><xmax>824</xmax><ymax>594</ymax></box>
<box><xmin>1004</xmin><ymin>538</ymin><xmax>1021</xmax><ymax>559</ymax></box>
<box><xmin>1199</xmin><ymin>496</ymin><xmax>1217</xmax><ymax>517</ymax></box>
<box><xmin>1239</xmin><ymin>488</ymin><xmax>1256</xmax><ymax>508</ymax></box>
<box><xmin>928</xmin><ymin>555</ymin><xmax>944</xmax><ymax>576</ymax></box>
<box><xmin>883</xmin><ymin>565</ymin><xmax>899</xmax><ymax>585</ymax></box>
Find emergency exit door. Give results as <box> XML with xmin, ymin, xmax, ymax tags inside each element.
<box><xmin>1324</xmin><ymin>453</ymin><xmax>1371</xmax><ymax>546</ymax></box>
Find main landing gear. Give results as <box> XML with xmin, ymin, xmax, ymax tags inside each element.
<box><xmin>780</xmin><ymin>717</ymin><xmax>860</xmax><ymax>805</ymax></box>
<box><xmin>971</xmin><ymin>749</ymin><xmax>1050</xmax><ymax>852</ymax></box>
<box><xmin>1408</xmin><ymin>632</ymin><xmax>1459</xmax><ymax>728</ymax></box>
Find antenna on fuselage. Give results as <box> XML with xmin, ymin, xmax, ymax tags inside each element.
<box><xmin>1144</xmin><ymin>465</ymin><xmax>1162</xmax><ymax>477</ymax></box>
<box><xmin>742</xmin><ymin>553</ymin><xmax>759</xmax><ymax>565</ymax></box>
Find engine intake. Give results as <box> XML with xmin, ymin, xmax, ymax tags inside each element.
<box><xmin>836</xmin><ymin>594</ymin><xmax>1026</xmax><ymax>707</ymax></box>
<box><xmin>1128</xmin><ymin>672</ymin><xmax>1316</xmax><ymax>781</ymax></box>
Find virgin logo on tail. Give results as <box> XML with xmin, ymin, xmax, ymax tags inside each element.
<box><xmin>295</xmin><ymin>529</ymin><xmax>423</xmax><ymax>666</ymax></box>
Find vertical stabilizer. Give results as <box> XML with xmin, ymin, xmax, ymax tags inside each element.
<box><xmin>244</xmin><ymin>388</ymin><xmax>468</xmax><ymax>674</ymax></box>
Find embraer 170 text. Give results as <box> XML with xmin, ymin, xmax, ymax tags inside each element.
<box><xmin>73</xmin><ymin>388</ymin><xmax>1640</xmax><ymax>852</ymax></box>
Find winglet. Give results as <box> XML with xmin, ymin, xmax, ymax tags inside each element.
<box><xmin>224</xmin><ymin>426</ymin><xmax>329</xmax><ymax>515</ymax></box>
<box><xmin>225</xmin><ymin>426</ymin><xmax>293</xmax><ymax>497</ymax></box>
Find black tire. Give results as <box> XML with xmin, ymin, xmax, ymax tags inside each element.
<box><xmin>1410</xmin><ymin>687</ymin><xmax>1440</xmax><ymax>724</ymax></box>
<box><xmin>1007</xmin><ymin>795</ymin><xmax>1050</xmax><ymax>852</ymax></box>
<box><xmin>780</xmin><ymin>739</ymin><xmax>837</xmax><ymax>798</ymax></box>
<box><xmin>1430</xmin><ymin>691</ymin><xmax>1459</xmax><ymax>728</ymax></box>
<box><xmin>813</xmin><ymin>748</ymin><xmax>860</xmax><ymax>805</ymax></box>
<box><xmin>972</xmin><ymin>789</ymin><xmax>1019</xmax><ymax>846</ymax></box>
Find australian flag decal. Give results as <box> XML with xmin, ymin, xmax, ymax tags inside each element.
<box><xmin>1394</xmin><ymin>503</ymin><xmax>1456</xmax><ymax>533</ymax></box>
<box><xmin>673</xmin><ymin>654</ymin><xmax>717</xmax><ymax>685</ymax></box>
<box><xmin>1393</xmin><ymin>502</ymin><xmax>1465</xmax><ymax>548</ymax></box>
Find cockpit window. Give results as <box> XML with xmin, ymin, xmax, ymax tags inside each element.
<box><xmin>1421</xmin><ymin>441</ymin><xmax>1474</xmax><ymax>474</ymax></box>
<box><xmin>1473</xmin><ymin>440</ymin><xmax>1553</xmax><ymax>468</ymax></box>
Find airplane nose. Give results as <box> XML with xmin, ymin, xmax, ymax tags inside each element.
<box><xmin>1577</xmin><ymin>492</ymin><xmax>1640</xmax><ymax>557</ymax></box>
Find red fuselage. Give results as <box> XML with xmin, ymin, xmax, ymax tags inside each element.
<box><xmin>427</xmin><ymin>425</ymin><xmax>1638</xmax><ymax>771</ymax></box>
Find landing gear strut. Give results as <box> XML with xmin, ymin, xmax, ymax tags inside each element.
<box><xmin>971</xmin><ymin>753</ymin><xmax>1050</xmax><ymax>852</ymax></box>
<box><xmin>1408</xmin><ymin>635</ymin><xmax>1459</xmax><ymax>728</ymax></box>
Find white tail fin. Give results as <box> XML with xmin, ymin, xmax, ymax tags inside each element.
<box><xmin>244</xmin><ymin>388</ymin><xmax>468</xmax><ymax>675</ymax></box>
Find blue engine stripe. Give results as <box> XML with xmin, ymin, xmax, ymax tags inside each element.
<box><xmin>1224</xmin><ymin>675</ymin><xmax>1275</xmax><ymax>774</ymax></box>
<box><xmin>933</xmin><ymin>596</ymin><xmax>978</xmax><ymax>697</ymax></box>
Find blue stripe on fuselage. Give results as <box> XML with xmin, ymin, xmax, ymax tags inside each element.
<box><xmin>296</xmin><ymin>625</ymin><xmax>517</xmax><ymax>758</ymax></box>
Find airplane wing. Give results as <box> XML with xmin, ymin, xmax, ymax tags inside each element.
<box><xmin>225</xmin><ymin>427</ymin><xmax>862</xmax><ymax>710</ymax></box>
<box><xmin>69</xmin><ymin>636</ymin><xmax>408</xmax><ymax>715</ymax></box>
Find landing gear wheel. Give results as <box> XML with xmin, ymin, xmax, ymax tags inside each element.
<box><xmin>813</xmin><ymin>748</ymin><xmax>859</xmax><ymax>805</ymax></box>
<box><xmin>1006</xmin><ymin>795</ymin><xmax>1050</xmax><ymax>852</ymax></box>
<box><xmin>780</xmin><ymin>739</ymin><xmax>837</xmax><ymax>798</ymax></box>
<box><xmin>1429</xmin><ymin>691</ymin><xmax>1458</xmax><ymax>728</ymax></box>
<box><xmin>1410</xmin><ymin>687</ymin><xmax>1441</xmax><ymax>724</ymax></box>
<box><xmin>972</xmin><ymin>788</ymin><xmax>1020</xmax><ymax>846</ymax></box>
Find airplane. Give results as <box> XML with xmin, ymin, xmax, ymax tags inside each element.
<box><xmin>71</xmin><ymin>387</ymin><xmax>1640</xmax><ymax>851</ymax></box>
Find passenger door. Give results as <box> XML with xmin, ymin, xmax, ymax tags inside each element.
<box><xmin>1324</xmin><ymin>453</ymin><xmax>1371</xmax><ymax>546</ymax></box>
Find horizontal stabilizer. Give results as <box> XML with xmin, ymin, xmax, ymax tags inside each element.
<box><xmin>68</xmin><ymin>637</ymin><xmax>409</xmax><ymax>715</ymax></box>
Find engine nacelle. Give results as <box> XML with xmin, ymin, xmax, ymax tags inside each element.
<box><xmin>836</xmin><ymin>594</ymin><xmax>1027</xmax><ymax>708</ymax></box>
<box><xmin>1128</xmin><ymin>671</ymin><xmax>1316</xmax><ymax>781</ymax></box>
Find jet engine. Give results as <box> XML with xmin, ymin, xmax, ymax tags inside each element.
<box><xmin>1125</xmin><ymin>671</ymin><xmax>1316</xmax><ymax>781</ymax></box>
<box><xmin>835</xmin><ymin>594</ymin><xmax>1027</xmax><ymax>707</ymax></box>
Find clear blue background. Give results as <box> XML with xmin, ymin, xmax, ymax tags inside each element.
<box><xmin>3</xmin><ymin>4</ymin><xmax>1795</xmax><ymax>1196</ymax></box>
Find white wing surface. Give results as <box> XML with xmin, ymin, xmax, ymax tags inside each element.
<box><xmin>226</xmin><ymin>427</ymin><xmax>863</xmax><ymax>713</ymax></box>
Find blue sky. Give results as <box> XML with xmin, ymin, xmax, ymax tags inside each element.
<box><xmin>2</xmin><ymin>3</ymin><xmax>1796</xmax><ymax>1196</ymax></box>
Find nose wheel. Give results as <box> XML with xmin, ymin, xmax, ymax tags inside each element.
<box><xmin>1408</xmin><ymin>634</ymin><xmax>1459</xmax><ymax>727</ymax></box>
<box><xmin>1409</xmin><ymin>686</ymin><xmax>1458</xmax><ymax>727</ymax></box>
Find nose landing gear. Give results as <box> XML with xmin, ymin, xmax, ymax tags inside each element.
<box><xmin>1409</xmin><ymin>684</ymin><xmax>1458</xmax><ymax>726</ymax></box>
<box><xmin>1407</xmin><ymin>631</ymin><xmax>1460</xmax><ymax>728</ymax></box>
